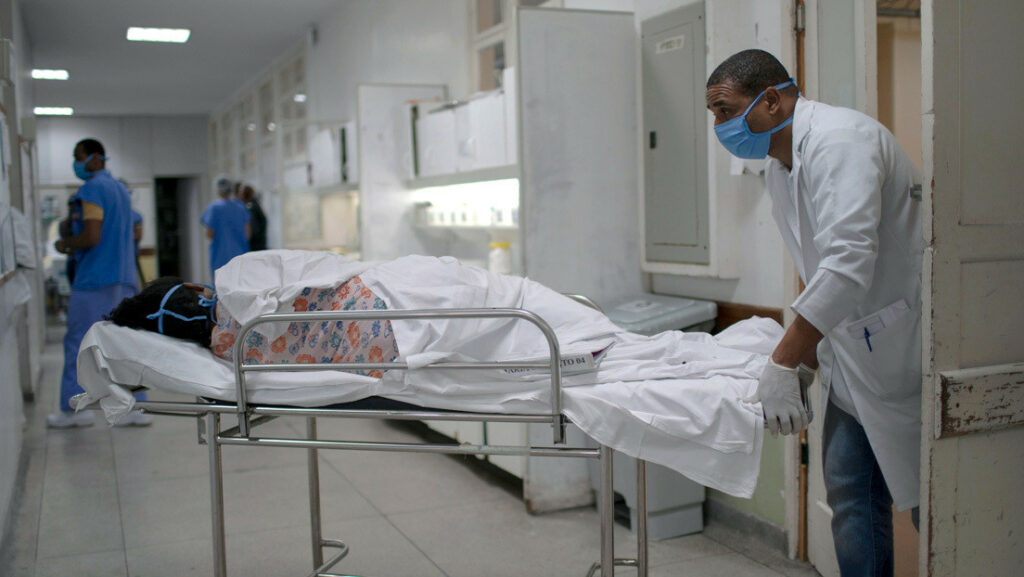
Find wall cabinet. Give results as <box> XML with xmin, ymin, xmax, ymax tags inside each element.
<box><xmin>415</xmin><ymin>108</ymin><xmax>457</xmax><ymax>177</ymax></box>
<box><xmin>415</xmin><ymin>87</ymin><xmax>511</xmax><ymax>177</ymax></box>
<box><xmin>455</xmin><ymin>91</ymin><xmax>508</xmax><ymax>172</ymax></box>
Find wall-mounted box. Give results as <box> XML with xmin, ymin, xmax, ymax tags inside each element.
<box><xmin>641</xmin><ymin>3</ymin><xmax>709</xmax><ymax>267</ymax></box>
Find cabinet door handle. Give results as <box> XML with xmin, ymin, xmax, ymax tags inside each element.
<box><xmin>649</xmin><ymin>131</ymin><xmax>657</xmax><ymax>149</ymax></box>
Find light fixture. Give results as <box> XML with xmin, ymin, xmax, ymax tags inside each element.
<box><xmin>31</xmin><ymin>69</ymin><xmax>69</xmax><ymax>80</ymax></box>
<box><xmin>126</xmin><ymin>27</ymin><xmax>191</xmax><ymax>43</ymax></box>
<box><xmin>34</xmin><ymin>107</ymin><xmax>74</xmax><ymax>116</ymax></box>
<box><xmin>293</xmin><ymin>93</ymin><xmax>307</xmax><ymax>103</ymax></box>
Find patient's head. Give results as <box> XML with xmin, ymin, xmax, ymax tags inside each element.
<box><xmin>107</xmin><ymin>277</ymin><xmax>213</xmax><ymax>348</ymax></box>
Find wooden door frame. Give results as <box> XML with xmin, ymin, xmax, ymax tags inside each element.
<box><xmin>790</xmin><ymin>0</ymin><xmax>881</xmax><ymax>568</ymax></box>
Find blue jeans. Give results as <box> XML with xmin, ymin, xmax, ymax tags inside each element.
<box><xmin>822</xmin><ymin>399</ymin><xmax>894</xmax><ymax>577</ymax></box>
<box><xmin>60</xmin><ymin>283</ymin><xmax>144</xmax><ymax>412</ymax></box>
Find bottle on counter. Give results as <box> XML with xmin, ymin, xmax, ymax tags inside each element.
<box><xmin>488</xmin><ymin>241</ymin><xmax>513</xmax><ymax>275</ymax></box>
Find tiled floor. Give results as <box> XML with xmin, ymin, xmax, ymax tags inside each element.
<box><xmin>4</xmin><ymin>326</ymin><xmax>821</xmax><ymax>577</ymax></box>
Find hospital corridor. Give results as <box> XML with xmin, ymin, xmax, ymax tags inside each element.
<box><xmin>1</xmin><ymin>1</ymin><xmax>1022</xmax><ymax>577</ymax></box>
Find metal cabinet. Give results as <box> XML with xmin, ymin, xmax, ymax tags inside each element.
<box><xmin>642</xmin><ymin>3</ymin><xmax>709</xmax><ymax>265</ymax></box>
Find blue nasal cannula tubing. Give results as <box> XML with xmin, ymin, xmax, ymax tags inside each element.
<box><xmin>863</xmin><ymin>327</ymin><xmax>873</xmax><ymax>352</ymax></box>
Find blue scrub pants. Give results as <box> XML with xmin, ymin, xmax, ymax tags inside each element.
<box><xmin>59</xmin><ymin>283</ymin><xmax>142</xmax><ymax>412</ymax></box>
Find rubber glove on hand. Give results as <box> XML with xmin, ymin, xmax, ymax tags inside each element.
<box><xmin>745</xmin><ymin>358</ymin><xmax>809</xmax><ymax>436</ymax></box>
<box><xmin>797</xmin><ymin>364</ymin><xmax>816</xmax><ymax>425</ymax></box>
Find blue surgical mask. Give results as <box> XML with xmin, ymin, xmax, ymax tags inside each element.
<box><xmin>72</xmin><ymin>153</ymin><xmax>105</xmax><ymax>181</ymax></box>
<box><xmin>714</xmin><ymin>79</ymin><xmax>797</xmax><ymax>160</ymax></box>
<box><xmin>146</xmin><ymin>283</ymin><xmax>219</xmax><ymax>335</ymax></box>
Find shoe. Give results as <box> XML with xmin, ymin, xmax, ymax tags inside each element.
<box><xmin>46</xmin><ymin>411</ymin><xmax>95</xmax><ymax>429</ymax></box>
<box><xmin>113</xmin><ymin>410</ymin><xmax>153</xmax><ymax>427</ymax></box>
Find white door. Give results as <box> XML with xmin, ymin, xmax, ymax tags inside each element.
<box><xmin>801</xmin><ymin>1</ymin><xmax>878</xmax><ymax>575</ymax></box>
<box><xmin>921</xmin><ymin>1</ymin><xmax>1024</xmax><ymax>575</ymax></box>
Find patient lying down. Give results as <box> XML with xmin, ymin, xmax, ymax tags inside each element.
<box><xmin>85</xmin><ymin>251</ymin><xmax>783</xmax><ymax>497</ymax></box>
<box><xmin>108</xmin><ymin>275</ymin><xmax>400</xmax><ymax>377</ymax></box>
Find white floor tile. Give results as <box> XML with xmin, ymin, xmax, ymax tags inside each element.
<box><xmin>33</xmin><ymin>549</ymin><xmax>127</xmax><ymax>577</ymax></box>
<box><xmin>117</xmin><ymin>473</ymin><xmax>211</xmax><ymax>550</ymax></box>
<box><xmin>322</xmin><ymin>449</ymin><xmax>513</xmax><ymax>516</ymax></box>
<box><xmin>649</xmin><ymin>551</ymin><xmax>787</xmax><ymax>577</ymax></box>
<box><xmin>126</xmin><ymin>538</ymin><xmax>214</xmax><ymax>577</ymax></box>
<box><xmin>36</xmin><ymin>482</ymin><xmax>123</xmax><ymax>559</ymax></box>
<box><xmin>40</xmin><ymin>439</ymin><xmax>117</xmax><ymax>494</ymax></box>
<box><xmin>388</xmin><ymin>497</ymin><xmax>629</xmax><ymax>577</ymax></box>
<box><xmin>320</xmin><ymin>516</ymin><xmax>448</xmax><ymax>577</ymax></box>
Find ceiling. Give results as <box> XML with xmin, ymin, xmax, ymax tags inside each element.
<box><xmin>21</xmin><ymin>0</ymin><xmax>340</xmax><ymax>116</ymax></box>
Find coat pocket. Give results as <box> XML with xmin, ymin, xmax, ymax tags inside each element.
<box><xmin>834</xmin><ymin>299</ymin><xmax>921</xmax><ymax>402</ymax></box>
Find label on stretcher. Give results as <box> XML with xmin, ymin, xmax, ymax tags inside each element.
<box><xmin>500</xmin><ymin>345</ymin><xmax>613</xmax><ymax>377</ymax></box>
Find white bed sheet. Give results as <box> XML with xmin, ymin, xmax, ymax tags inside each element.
<box><xmin>75</xmin><ymin>315</ymin><xmax>781</xmax><ymax>498</ymax></box>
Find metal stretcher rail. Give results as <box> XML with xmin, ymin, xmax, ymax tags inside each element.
<box><xmin>231</xmin><ymin>308</ymin><xmax>565</xmax><ymax>439</ymax></box>
<box><xmin>123</xmin><ymin>305</ymin><xmax>649</xmax><ymax>577</ymax></box>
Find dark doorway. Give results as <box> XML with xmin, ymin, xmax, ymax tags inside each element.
<box><xmin>155</xmin><ymin>178</ymin><xmax>182</xmax><ymax>277</ymax></box>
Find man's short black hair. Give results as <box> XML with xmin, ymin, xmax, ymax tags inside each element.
<box><xmin>707</xmin><ymin>49</ymin><xmax>794</xmax><ymax>98</ymax></box>
<box><xmin>76</xmin><ymin>138</ymin><xmax>106</xmax><ymax>157</ymax></box>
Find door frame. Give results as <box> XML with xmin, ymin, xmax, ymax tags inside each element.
<box><xmin>795</xmin><ymin>1</ymin><xmax>879</xmax><ymax>573</ymax></box>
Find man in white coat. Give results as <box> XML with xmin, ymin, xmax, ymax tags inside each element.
<box><xmin>705</xmin><ymin>49</ymin><xmax>924</xmax><ymax>576</ymax></box>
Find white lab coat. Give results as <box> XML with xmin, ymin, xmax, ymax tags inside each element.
<box><xmin>764</xmin><ymin>98</ymin><xmax>925</xmax><ymax>510</ymax></box>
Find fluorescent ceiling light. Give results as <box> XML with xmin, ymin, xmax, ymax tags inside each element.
<box><xmin>34</xmin><ymin>107</ymin><xmax>74</xmax><ymax>116</ymax></box>
<box><xmin>294</xmin><ymin>94</ymin><xmax>307</xmax><ymax>103</ymax></box>
<box><xmin>31</xmin><ymin>69</ymin><xmax>69</xmax><ymax>80</ymax></box>
<box><xmin>126</xmin><ymin>27</ymin><xmax>191</xmax><ymax>43</ymax></box>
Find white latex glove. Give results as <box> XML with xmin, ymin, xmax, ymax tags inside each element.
<box><xmin>797</xmin><ymin>363</ymin><xmax>816</xmax><ymax>425</ymax></box>
<box><xmin>745</xmin><ymin>358</ymin><xmax>809</xmax><ymax>437</ymax></box>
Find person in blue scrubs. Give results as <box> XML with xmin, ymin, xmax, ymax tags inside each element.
<box><xmin>201</xmin><ymin>176</ymin><xmax>250</xmax><ymax>280</ymax></box>
<box><xmin>49</xmin><ymin>138</ymin><xmax>150</xmax><ymax>428</ymax></box>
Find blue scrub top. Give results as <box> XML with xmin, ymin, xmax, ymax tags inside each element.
<box><xmin>71</xmin><ymin>170</ymin><xmax>137</xmax><ymax>291</ymax></box>
<box><xmin>201</xmin><ymin>198</ymin><xmax>250</xmax><ymax>274</ymax></box>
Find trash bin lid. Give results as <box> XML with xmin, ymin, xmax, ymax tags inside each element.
<box><xmin>603</xmin><ymin>293</ymin><xmax>717</xmax><ymax>336</ymax></box>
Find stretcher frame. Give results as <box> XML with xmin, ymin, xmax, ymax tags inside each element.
<box><xmin>105</xmin><ymin>305</ymin><xmax>652</xmax><ymax>577</ymax></box>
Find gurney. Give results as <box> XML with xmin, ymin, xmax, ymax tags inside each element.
<box><xmin>72</xmin><ymin>252</ymin><xmax>779</xmax><ymax>576</ymax></box>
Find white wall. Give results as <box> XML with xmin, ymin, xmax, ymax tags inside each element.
<box><xmin>36</xmin><ymin>116</ymin><xmax>208</xmax><ymax>184</ymax></box>
<box><xmin>0</xmin><ymin>283</ymin><xmax>27</xmax><ymax>551</ymax></box>
<box><xmin>11</xmin><ymin>0</ymin><xmax>33</xmax><ymax>134</ymax></box>
<box><xmin>0</xmin><ymin>0</ymin><xmax>33</xmax><ymax>554</ymax></box>
<box><xmin>305</xmin><ymin>0</ymin><xmax>471</xmax><ymax>126</ymax></box>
